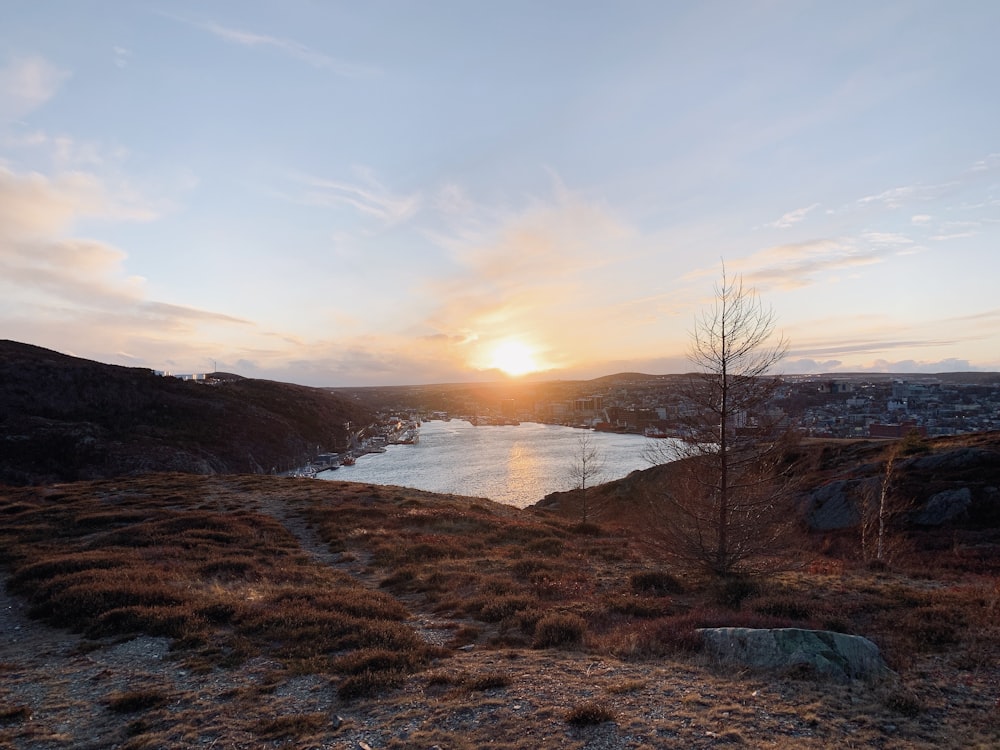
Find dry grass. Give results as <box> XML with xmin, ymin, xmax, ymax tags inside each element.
<box><xmin>0</xmin><ymin>473</ymin><xmax>998</xmax><ymax>748</ymax></box>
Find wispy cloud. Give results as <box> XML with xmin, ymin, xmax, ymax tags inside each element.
<box><xmin>112</xmin><ymin>46</ymin><xmax>132</xmax><ymax>69</ymax></box>
<box><xmin>788</xmin><ymin>338</ymin><xmax>958</xmax><ymax>359</ymax></box>
<box><xmin>0</xmin><ymin>55</ymin><xmax>70</xmax><ymax>121</ymax></box>
<box><xmin>417</xmin><ymin>183</ymin><xmax>636</xmax><ymax>370</ymax></box>
<box><xmin>701</xmin><ymin>238</ymin><xmax>885</xmax><ymax>291</ymax></box>
<box><xmin>289</xmin><ymin>169</ymin><xmax>421</xmax><ymax>225</ymax></box>
<box><xmin>767</xmin><ymin>202</ymin><xmax>820</xmax><ymax>229</ymax></box>
<box><xmin>0</xmin><ymin>164</ymin><xmax>252</xmax><ymax>367</ymax></box>
<box><xmin>164</xmin><ymin>13</ymin><xmax>377</xmax><ymax>78</ymax></box>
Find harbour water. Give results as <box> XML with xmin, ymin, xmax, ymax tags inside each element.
<box><xmin>320</xmin><ymin>419</ymin><xmax>676</xmax><ymax>508</ymax></box>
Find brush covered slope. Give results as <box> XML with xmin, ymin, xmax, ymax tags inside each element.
<box><xmin>0</xmin><ymin>340</ymin><xmax>373</xmax><ymax>485</ymax></box>
<box><xmin>539</xmin><ymin>431</ymin><xmax>1000</xmax><ymax>573</ymax></box>
<box><xmin>0</xmin><ymin>474</ymin><xmax>997</xmax><ymax>748</ymax></box>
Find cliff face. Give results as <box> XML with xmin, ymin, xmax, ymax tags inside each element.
<box><xmin>0</xmin><ymin>340</ymin><xmax>373</xmax><ymax>485</ymax></box>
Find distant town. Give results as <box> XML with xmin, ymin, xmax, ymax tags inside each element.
<box><xmin>328</xmin><ymin>372</ymin><xmax>1000</xmax><ymax>440</ymax></box>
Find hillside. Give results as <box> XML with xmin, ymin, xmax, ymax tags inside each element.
<box><xmin>1</xmin><ymin>474</ymin><xmax>997</xmax><ymax>748</ymax></box>
<box><xmin>0</xmin><ymin>340</ymin><xmax>373</xmax><ymax>485</ymax></box>
<box><xmin>539</xmin><ymin>431</ymin><xmax>1000</xmax><ymax>571</ymax></box>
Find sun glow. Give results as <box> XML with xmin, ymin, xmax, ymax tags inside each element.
<box><xmin>488</xmin><ymin>339</ymin><xmax>539</xmax><ymax>376</ymax></box>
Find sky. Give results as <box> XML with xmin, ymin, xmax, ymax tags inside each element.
<box><xmin>1</xmin><ymin>1</ymin><xmax>999</xmax><ymax>386</ymax></box>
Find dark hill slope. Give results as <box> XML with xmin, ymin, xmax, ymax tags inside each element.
<box><xmin>538</xmin><ymin>432</ymin><xmax>1000</xmax><ymax>567</ymax></box>
<box><xmin>0</xmin><ymin>340</ymin><xmax>372</xmax><ymax>484</ymax></box>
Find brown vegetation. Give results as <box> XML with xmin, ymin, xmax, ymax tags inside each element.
<box><xmin>0</xmin><ymin>471</ymin><xmax>998</xmax><ymax>748</ymax></box>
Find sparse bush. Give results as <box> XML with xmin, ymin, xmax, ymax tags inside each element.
<box><xmin>565</xmin><ymin>701</ymin><xmax>616</xmax><ymax>726</ymax></box>
<box><xmin>332</xmin><ymin>647</ymin><xmax>425</xmax><ymax>676</ymax></box>
<box><xmin>473</xmin><ymin>594</ymin><xmax>538</xmax><ymax>623</ymax></box>
<box><xmin>526</xmin><ymin>536</ymin><xmax>565</xmax><ymax>556</ymax></box>
<box><xmin>533</xmin><ymin>612</ymin><xmax>586</xmax><ymax>649</ymax></box>
<box><xmin>88</xmin><ymin>604</ymin><xmax>193</xmax><ymax>639</ymax></box>
<box><xmin>105</xmin><ymin>689</ymin><xmax>170</xmax><ymax>714</ymax></box>
<box><xmin>0</xmin><ymin>704</ymin><xmax>31</xmax><ymax>724</ymax></box>
<box><xmin>750</xmin><ymin>594</ymin><xmax>813</xmax><ymax>621</ymax></box>
<box><xmin>466</xmin><ymin>671</ymin><xmax>511</xmax><ymax>691</ymax></box>
<box><xmin>604</xmin><ymin>594</ymin><xmax>673</xmax><ymax>618</ymax></box>
<box><xmin>253</xmin><ymin>712</ymin><xmax>330</xmax><ymax>740</ymax></box>
<box><xmin>336</xmin><ymin>669</ymin><xmax>405</xmax><ymax>701</ymax></box>
<box><xmin>896</xmin><ymin>605</ymin><xmax>961</xmax><ymax>650</ymax></box>
<box><xmin>711</xmin><ymin>576</ymin><xmax>761</xmax><ymax>609</ymax></box>
<box><xmin>629</xmin><ymin>570</ymin><xmax>684</xmax><ymax>595</ymax></box>
<box><xmin>881</xmin><ymin>684</ymin><xmax>925</xmax><ymax>716</ymax></box>
<box><xmin>448</xmin><ymin>625</ymin><xmax>481</xmax><ymax>647</ymax></box>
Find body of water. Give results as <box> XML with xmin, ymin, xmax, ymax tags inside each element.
<box><xmin>320</xmin><ymin>419</ymin><xmax>677</xmax><ymax>508</ymax></box>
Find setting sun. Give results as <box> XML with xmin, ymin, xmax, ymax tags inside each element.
<box><xmin>488</xmin><ymin>340</ymin><xmax>539</xmax><ymax>376</ymax></box>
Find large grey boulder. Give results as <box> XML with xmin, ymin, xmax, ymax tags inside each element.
<box><xmin>698</xmin><ymin>627</ymin><xmax>893</xmax><ymax>683</ymax></box>
<box><xmin>917</xmin><ymin>487</ymin><xmax>972</xmax><ymax>525</ymax></box>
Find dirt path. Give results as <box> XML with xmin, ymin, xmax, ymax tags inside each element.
<box><xmin>248</xmin><ymin>491</ymin><xmax>466</xmax><ymax>648</ymax></box>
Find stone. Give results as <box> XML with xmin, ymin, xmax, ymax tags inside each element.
<box><xmin>803</xmin><ymin>480</ymin><xmax>864</xmax><ymax>530</ymax></box>
<box><xmin>916</xmin><ymin>487</ymin><xmax>972</xmax><ymax>525</ymax></box>
<box><xmin>698</xmin><ymin>627</ymin><xmax>893</xmax><ymax>683</ymax></box>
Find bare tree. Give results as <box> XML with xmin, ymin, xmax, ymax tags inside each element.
<box><xmin>644</xmin><ymin>266</ymin><xmax>795</xmax><ymax>576</ymax></box>
<box><xmin>567</xmin><ymin>431</ymin><xmax>605</xmax><ymax>523</ymax></box>
<box><xmin>859</xmin><ymin>446</ymin><xmax>901</xmax><ymax>565</ymax></box>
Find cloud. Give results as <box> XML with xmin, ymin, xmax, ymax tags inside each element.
<box><xmin>780</xmin><ymin>357</ymin><xmax>982</xmax><ymax>375</ymax></box>
<box><xmin>0</xmin><ymin>167</ymin><xmax>155</xmax><ymax>238</ymax></box>
<box><xmin>911</xmin><ymin>214</ymin><xmax>932</xmax><ymax>225</ymax></box>
<box><xmin>969</xmin><ymin>153</ymin><xmax>1000</xmax><ymax>173</ymax></box>
<box><xmin>0</xmin><ymin>55</ymin><xmax>70</xmax><ymax>121</ymax></box>
<box><xmin>113</xmin><ymin>47</ymin><xmax>132</xmax><ymax>69</ymax></box>
<box><xmin>0</xmin><ymin>164</ymin><xmax>254</xmax><ymax>368</ymax></box>
<box><xmin>930</xmin><ymin>231</ymin><xmax>976</xmax><ymax>241</ymax></box>
<box><xmin>165</xmin><ymin>14</ymin><xmax>377</xmax><ymax>78</ymax></box>
<box><xmin>701</xmin><ymin>238</ymin><xmax>885</xmax><ymax>291</ymax></box>
<box><xmin>767</xmin><ymin>203</ymin><xmax>820</xmax><ymax>229</ymax></box>
<box><xmin>854</xmin><ymin>358</ymin><xmax>981</xmax><ymax>374</ymax></box>
<box><xmin>788</xmin><ymin>338</ymin><xmax>958</xmax><ymax>359</ymax></box>
<box><xmin>289</xmin><ymin>169</ymin><xmax>421</xmax><ymax>225</ymax></box>
<box><xmin>417</xmin><ymin>184</ymin><xmax>636</xmax><ymax>371</ymax></box>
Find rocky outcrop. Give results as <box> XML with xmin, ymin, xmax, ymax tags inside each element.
<box><xmin>802</xmin><ymin>479</ymin><xmax>866</xmax><ymax>531</ymax></box>
<box><xmin>698</xmin><ymin>627</ymin><xmax>893</xmax><ymax>683</ymax></box>
<box><xmin>917</xmin><ymin>487</ymin><xmax>973</xmax><ymax>525</ymax></box>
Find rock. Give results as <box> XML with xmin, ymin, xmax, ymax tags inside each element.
<box><xmin>802</xmin><ymin>480</ymin><xmax>865</xmax><ymax>530</ymax></box>
<box><xmin>916</xmin><ymin>487</ymin><xmax>972</xmax><ymax>525</ymax></box>
<box><xmin>907</xmin><ymin>447</ymin><xmax>996</xmax><ymax>473</ymax></box>
<box><xmin>698</xmin><ymin>627</ymin><xmax>893</xmax><ymax>683</ymax></box>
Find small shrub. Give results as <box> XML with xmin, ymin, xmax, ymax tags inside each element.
<box><xmin>0</xmin><ymin>705</ymin><xmax>31</xmax><ymax>724</ymax></box>
<box><xmin>475</xmin><ymin>595</ymin><xmax>538</xmax><ymax>623</ymax></box>
<box><xmin>565</xmin><ymin>701</ymin><xmax>616</xmax><ymax>726</ymax></box>
<box><xmin>254</xmin><ymin>712</ymin><xmax>329</xmax><ymax>740</ymax></box>
<box><xmin>332</xmin><ymin>647</ymin><xmax>424</xmax><ymax>676</ymax></box>
<box><xmin>106</xmin><ymin>689</ymin><xmax>170</xmax><ymax>714</ymax></box>
<box><xmin>629</xmin><ymin>570</ymin><xmax>685</xmax><ymax>596</ymax></box>
<box><xmin>88</xmin><ymin>604</ymin><xmax>192</xmax><ymax>639</ymax></box>
<box><xmin>750</xmin><ymin>595</ymin><xmax>813</xmax><ymax>621</ymax></box>
<box><xmin>466</xmin><ymin>671</ymin><xmax>511</xmax><ymax>691</ymax></box>
<box><xmin>196</xmin><ymin>602</ymin><xmax>236</xmax><ymax>625</ymax></box>
<box><xmin>605</xmin><ymin>594</ymin><xmax>672</xmax><ymax>618</ymax></box>
<box><xmin>896</xmin><ymin>605</ymin><xmax>960</xmax><ymax>650</ymax></box>
<box><xmin>448</xmin><ymin>625</ymin><xmax>481</xmax><ymax>647</ymax></box>
<box><xmin>882</xmin><ymin>684</ymin><xmax>924</xmax><ymax>717</ymax></box>
<box><xmin>533</xmin><ymin>613</ymin><xmax>586</xmax><ymax>649</ymax></box>
<box><xmin>711</xmin><ymin>576</ymin><xmax>760</xmax><ymax>609</ymax></box>
<box><xmin>526</xmin><ymin>536</ymin><xmax>565</xmax><ymax>556</ymax></box>
<box><xmin>337</xmin><ymin>669</ymin><xmax>405</xmax><ymax>701</ymax></box>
